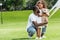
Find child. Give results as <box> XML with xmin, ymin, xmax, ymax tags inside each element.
<box><xmin>36</xmin><ymin>0</ymin><xmax>49</xmax><ymax>39</ymax></box>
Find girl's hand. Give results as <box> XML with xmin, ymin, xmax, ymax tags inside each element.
<box><xmin>38</xmin><ymin>14</ymin><xmax>43</xmax><ymax>17</ymax></box>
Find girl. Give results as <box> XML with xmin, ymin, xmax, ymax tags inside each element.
<box><xmin>36</xmin><ymin>0</ymin><xmax>49</xmax><ymax>39</ymax></box>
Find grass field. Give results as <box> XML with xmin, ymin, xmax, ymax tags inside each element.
<box><xmin>0</xmin><ymin>10</ymin><xmax>60</xmax><ymax>40</ymax></box>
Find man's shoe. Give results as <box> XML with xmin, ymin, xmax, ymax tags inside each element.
<box><xmin>42</xmin><ymin>36</ymin><xmax>46</xmax><ymax>39</ymax></box>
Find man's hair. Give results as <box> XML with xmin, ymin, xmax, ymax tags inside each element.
<box><xmin>32</xmin><ymin>6</ymin><xmax>38</xmax><ymax>11</ymax></box>
<box><xmin>32</xmin><ymin>6</ymin><xmax>40</xmax><ymax>13</ymax></box>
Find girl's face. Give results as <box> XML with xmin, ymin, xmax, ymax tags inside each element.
<box><xmin>37</xmin><ymin>3</ymin><xmax>44</xmax><ymax>9</ymax></box>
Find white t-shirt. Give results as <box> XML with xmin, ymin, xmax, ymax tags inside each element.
<box><xmin>37</xmin><ymin>17</ymin><xmax>42</xmax><ymax>24</ymax></box>
<box><xmin>26</xmin><ymin>13</ymin><xmax>38</xmax><ymax>29</ymax></box>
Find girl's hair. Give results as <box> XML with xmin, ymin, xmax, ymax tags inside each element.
<box><xmin>36</xmin><ymin>0</ymin><xmax>47</xmax><ymax>8</ymax></box>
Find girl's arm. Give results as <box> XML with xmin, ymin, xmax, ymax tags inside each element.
<box><xmin>32</xmin><ymin>21</ymin><xmax>48</xmax><ymax>27</ymax></box>
<box><xmin>42</xmin><ymin>9</ymin><xmax>49</xmax><ymax>17</ymax></box>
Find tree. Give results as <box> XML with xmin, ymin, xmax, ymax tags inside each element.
<box><xmin>26</xmin><ymin>0</ymin><xmax>39</xmax><ymax>9</ymax></box>
<box><xmin>2</xmin><ymin>0</ymin><xmax>24</xmax><ymax>10</ymax></box>
<box><xmin>2</xmin><ymin>0</ymin><xmax>58</xmax><ymax>10</ymax></box>
<box><xmin>45</xmin><ymin>0</ymin><xmax>57</xmax><ymax>9</ymax></box>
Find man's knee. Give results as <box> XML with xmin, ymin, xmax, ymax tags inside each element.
<box><xmin>32</xmin><ymin>28</ymin><xmax>36</xmax><ymax>34</ymax></box>
<box><xmin>42</xmin><ymin>26</ymin><xmax>46</xmax><ymax>33</ymax></box>
<box><xmin>27</xmin><ymin>27</ymin><xmax>36</xmax><ymax>34</ymax></box>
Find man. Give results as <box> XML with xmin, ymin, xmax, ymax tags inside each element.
<box><xmin>26</xmin><ymin>6</ymin><xmax>48</xmax><ymax>39</ymax></box>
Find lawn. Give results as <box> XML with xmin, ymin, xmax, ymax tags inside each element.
<box><xmin>0</xmin><ymin>10</ymin><xmax>60</xmax><ymax>40</ymax></box>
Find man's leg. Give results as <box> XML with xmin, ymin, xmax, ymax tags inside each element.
<box><xmin>41</xmin><ymin>26</ymin><xmax>47</xmax><ymax>37</ymax></box>
<box><xmin>27</xmin><ymin>26</ymin><xmax>36</xmax><ymax>37</ymax></box>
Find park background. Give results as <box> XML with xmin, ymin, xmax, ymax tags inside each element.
<box><xmin>0</xmin><ymin>0</ymin><xmax>60</xmax><ymax>40</ymax></box>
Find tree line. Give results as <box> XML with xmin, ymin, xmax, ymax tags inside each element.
<box><xmin>0</xmin><ymin>0</ymin><xmax>57</xmax><ymax>11</ymax></box>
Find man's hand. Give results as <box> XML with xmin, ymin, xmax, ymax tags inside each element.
<box><xmin>44</xmin><ymin>21</ymin><xmax>48</xmax><ymax>24</ymax></box>
<box><xmin>32</xmin><ymin>21</ymin><xmax>48</xmax><ymax>27</ymax></box>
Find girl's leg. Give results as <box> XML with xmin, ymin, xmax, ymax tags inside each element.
<box><xmin>36</xmin><ymin>27</ymin><xmax>41</xmax><ymax>38</ymax></box>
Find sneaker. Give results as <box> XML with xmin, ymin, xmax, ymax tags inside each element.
<box><xmin>36</xmin><ymin>37</ymin><xmax>42</xmax><ymax>40</ymax></box>
<box><xmin>42</xmin><ymin>36</ymin><xmax>46</xmax><ymax>39</ymax></box>
<box><xmin>39</xmin><ymin>37</ymin><xmax>42</xmax><ymax>40</ymax></box>
<box><xmin>28</xmin><ymin>35</ymin><xmax>32</xmax><ymax>39</ymax></box>
<box><xmin>36</xmin><ymin>37</ymin><xmax>39</xmax><ymax>39</ymax></box>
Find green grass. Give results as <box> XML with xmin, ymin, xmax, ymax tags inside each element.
<box><xmin>0</xmin><ymin>10</ymin><xmax>60</xmax><ymax>40</ymax></box>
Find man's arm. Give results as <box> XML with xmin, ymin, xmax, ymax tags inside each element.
<box><xmin>45</xmin><ymin>13</ymin><xmax>49</xmax><ymax>17</ymax></box>
<box><xmin>32</xmin><ymin>21</ymin><xmax>48</xmax><ymax>27</ymax></box>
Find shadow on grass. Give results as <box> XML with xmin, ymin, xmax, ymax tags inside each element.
<box><xmin>12</xmin><ymin>38</ymin><xmax>35</xmax><ymax>40</ymax></box>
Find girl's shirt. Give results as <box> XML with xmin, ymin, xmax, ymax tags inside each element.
<box><xmin>39</xmin><ymin>8</ymin><xmax>49</xmax><ymax>16</ymax></box>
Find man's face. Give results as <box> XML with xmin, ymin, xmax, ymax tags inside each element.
<box><xmin>34</xmin><ymin>9</ymin><xmax>40</xmax><ymax>16</ymax></box>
